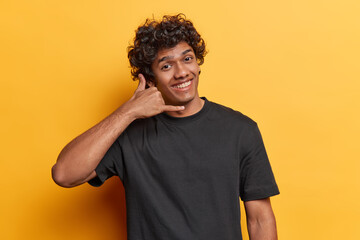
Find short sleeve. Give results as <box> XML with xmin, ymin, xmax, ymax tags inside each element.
<box><xmin>239</xmin><ymin>122</ymin><xmax>279</xmax><ymax>201</ymax></box>
<box><xmin>88</xmin><ymin>136</ymin><xmax>124</xmax><ymax>187</ymax></box>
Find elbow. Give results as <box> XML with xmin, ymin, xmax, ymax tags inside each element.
<box><xmin>51</xmin><ymin>164</ymin><xmax>74</xmax><ymax>188</ymax></box>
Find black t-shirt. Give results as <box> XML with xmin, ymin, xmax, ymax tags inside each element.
<box><xmin>89</xmin><ymin>97</ymin><xmax>279</xmax><ymax>240</ymax></box>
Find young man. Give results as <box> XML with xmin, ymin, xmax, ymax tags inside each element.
<box><xmin>52</xmin><ymin>14</ymin><xmax>280</xmax><ymax>240</ymax></box>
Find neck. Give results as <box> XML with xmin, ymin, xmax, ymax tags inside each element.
<box><xmin>165</xmin><ymin>96</ymin><xmax>204</xmax><ymax>118</ymax></box>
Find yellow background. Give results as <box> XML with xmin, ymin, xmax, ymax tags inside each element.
<box><xmin>1</xmin><ymin>0</ymin><xmax>359</xmax><ymax>239</ymax></box>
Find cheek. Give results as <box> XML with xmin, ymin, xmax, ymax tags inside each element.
<box><xmin>191</xmin><ymin>64</ymin><xmax>200</xmax><ymax>74</ymax></box>
<box><xmin>155</xmin><ymin>76</ymin><xmax>171</xmax><ymax>89</ymax></box>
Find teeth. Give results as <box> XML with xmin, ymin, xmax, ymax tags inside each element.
<box><xmin>173</xmin><ymin>80</ymin><xmax>191</xmax><ymax>89</ymax></box>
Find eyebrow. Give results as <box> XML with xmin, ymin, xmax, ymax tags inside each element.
<box><xmin>157</xmin><ymin>49</ymin><xmax>193</xmax><ymax>64</ymax></box>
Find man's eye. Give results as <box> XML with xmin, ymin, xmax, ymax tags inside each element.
<box><xmin>185</xmin><ymin>56</ymin><xmax>193</xmax><ymax>61</ymax></box>
<box><xmin>161</xmin><ymin>64</ymin><xmax>171</xmax><ymax>70</ymax></box>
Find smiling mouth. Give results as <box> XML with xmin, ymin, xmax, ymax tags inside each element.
<box><xmin>171</xmin><ymin>79</ymin><xmax>192</xmax><ymax>89</ymax></box>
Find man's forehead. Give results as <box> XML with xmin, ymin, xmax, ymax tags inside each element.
<box><xmin>156</xmin><ymin>42</ymin><xmax>194</xmax><ymax>60</ymax></box>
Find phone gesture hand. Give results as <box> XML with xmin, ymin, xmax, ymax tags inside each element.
<box><xmin>125</xmin><ymin>74</ymin><xmax>184</xmax><ymax>119</ymax></box>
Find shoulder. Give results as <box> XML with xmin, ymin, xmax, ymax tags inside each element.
<box><xmin>113</xmin><ymin>116</ymin><xmax>158</xmax><ymax>147</ymax></box>
<box><xmin>123</xmin><ymin>116</ymin><xmax>157</xmax><ymax>134</ymax></box>
<box><xmin>207</xmin><ymin>100</ymin><xmax>258</xmax><ymax>128</ymax></box>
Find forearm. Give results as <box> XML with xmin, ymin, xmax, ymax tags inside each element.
<box><xmin>244</xmin><ymin>198</ymin><xmax>278</xmax><ymax>240</ymax></box>
<box><xmin>52</xmin><ymin>74</ymin><xmax>184</xmax><ymax>188</ymax></box>
<box><xmin>247</xmin><ymin>215</ymin><xmax>277</xmax><ymax>240</ymax></box>
<box><xmin>52</xmin><ymin>104</ymin><xmax>135</xmax><ymax>187</ymax></box>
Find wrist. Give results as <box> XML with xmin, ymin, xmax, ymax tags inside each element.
<box><xmin>115</xmin><ymin>102</ymin><xmax>137</xmax><ymax>123</ymax></box>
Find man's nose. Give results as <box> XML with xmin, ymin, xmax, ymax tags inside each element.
<box><xmin>174</xmin><ymin>63</ymin><xmax>189</xmax><ymax>79</ymax></box>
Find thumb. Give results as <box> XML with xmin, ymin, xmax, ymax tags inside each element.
<box><xmin>136</xmin><ymin>74</ymin><xmax>146</xmax><ymax>92</ymax></box>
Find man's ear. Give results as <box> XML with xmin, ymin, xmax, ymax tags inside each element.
<box><xmin>146</xmin><ymin>80</ymin><xmax>155</xmax><ymax>88</ymax></box>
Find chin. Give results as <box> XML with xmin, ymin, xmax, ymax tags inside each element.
<box><xmin>173</xmin><ymin>94</ymin><xmax>197</xmax><ymax>106</ymax></box>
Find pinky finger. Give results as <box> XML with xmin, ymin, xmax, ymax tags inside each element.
<box><xmin>163</xmin><ymin>105</ymin><xmax>185</xmax><ymax>112</ymax></box>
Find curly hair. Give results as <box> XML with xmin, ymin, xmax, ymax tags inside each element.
<box><xmin>127</xmin><ymin>13</ymin><xmax>207</xmax><ymax>83</ymax></box>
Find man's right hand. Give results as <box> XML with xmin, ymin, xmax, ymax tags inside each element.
<box><xmin>122</xmin><ymin>74</ymin><xmax>184</xmax><ymax>120</ymax></box>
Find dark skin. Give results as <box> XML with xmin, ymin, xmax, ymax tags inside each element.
<box><xmin>245</xmin><ymin>198</ymin><xmax>278</xmax><ymax>240</ymax></box>
<box><xmin>52</xmin><ymin>42</ymin><xmax>277</xmax><ymax>239</ymax></box>
<box><xmin>52</xmin><ymin>75</ymin><xmax>184</xmax><ymax>187</ymax></box>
